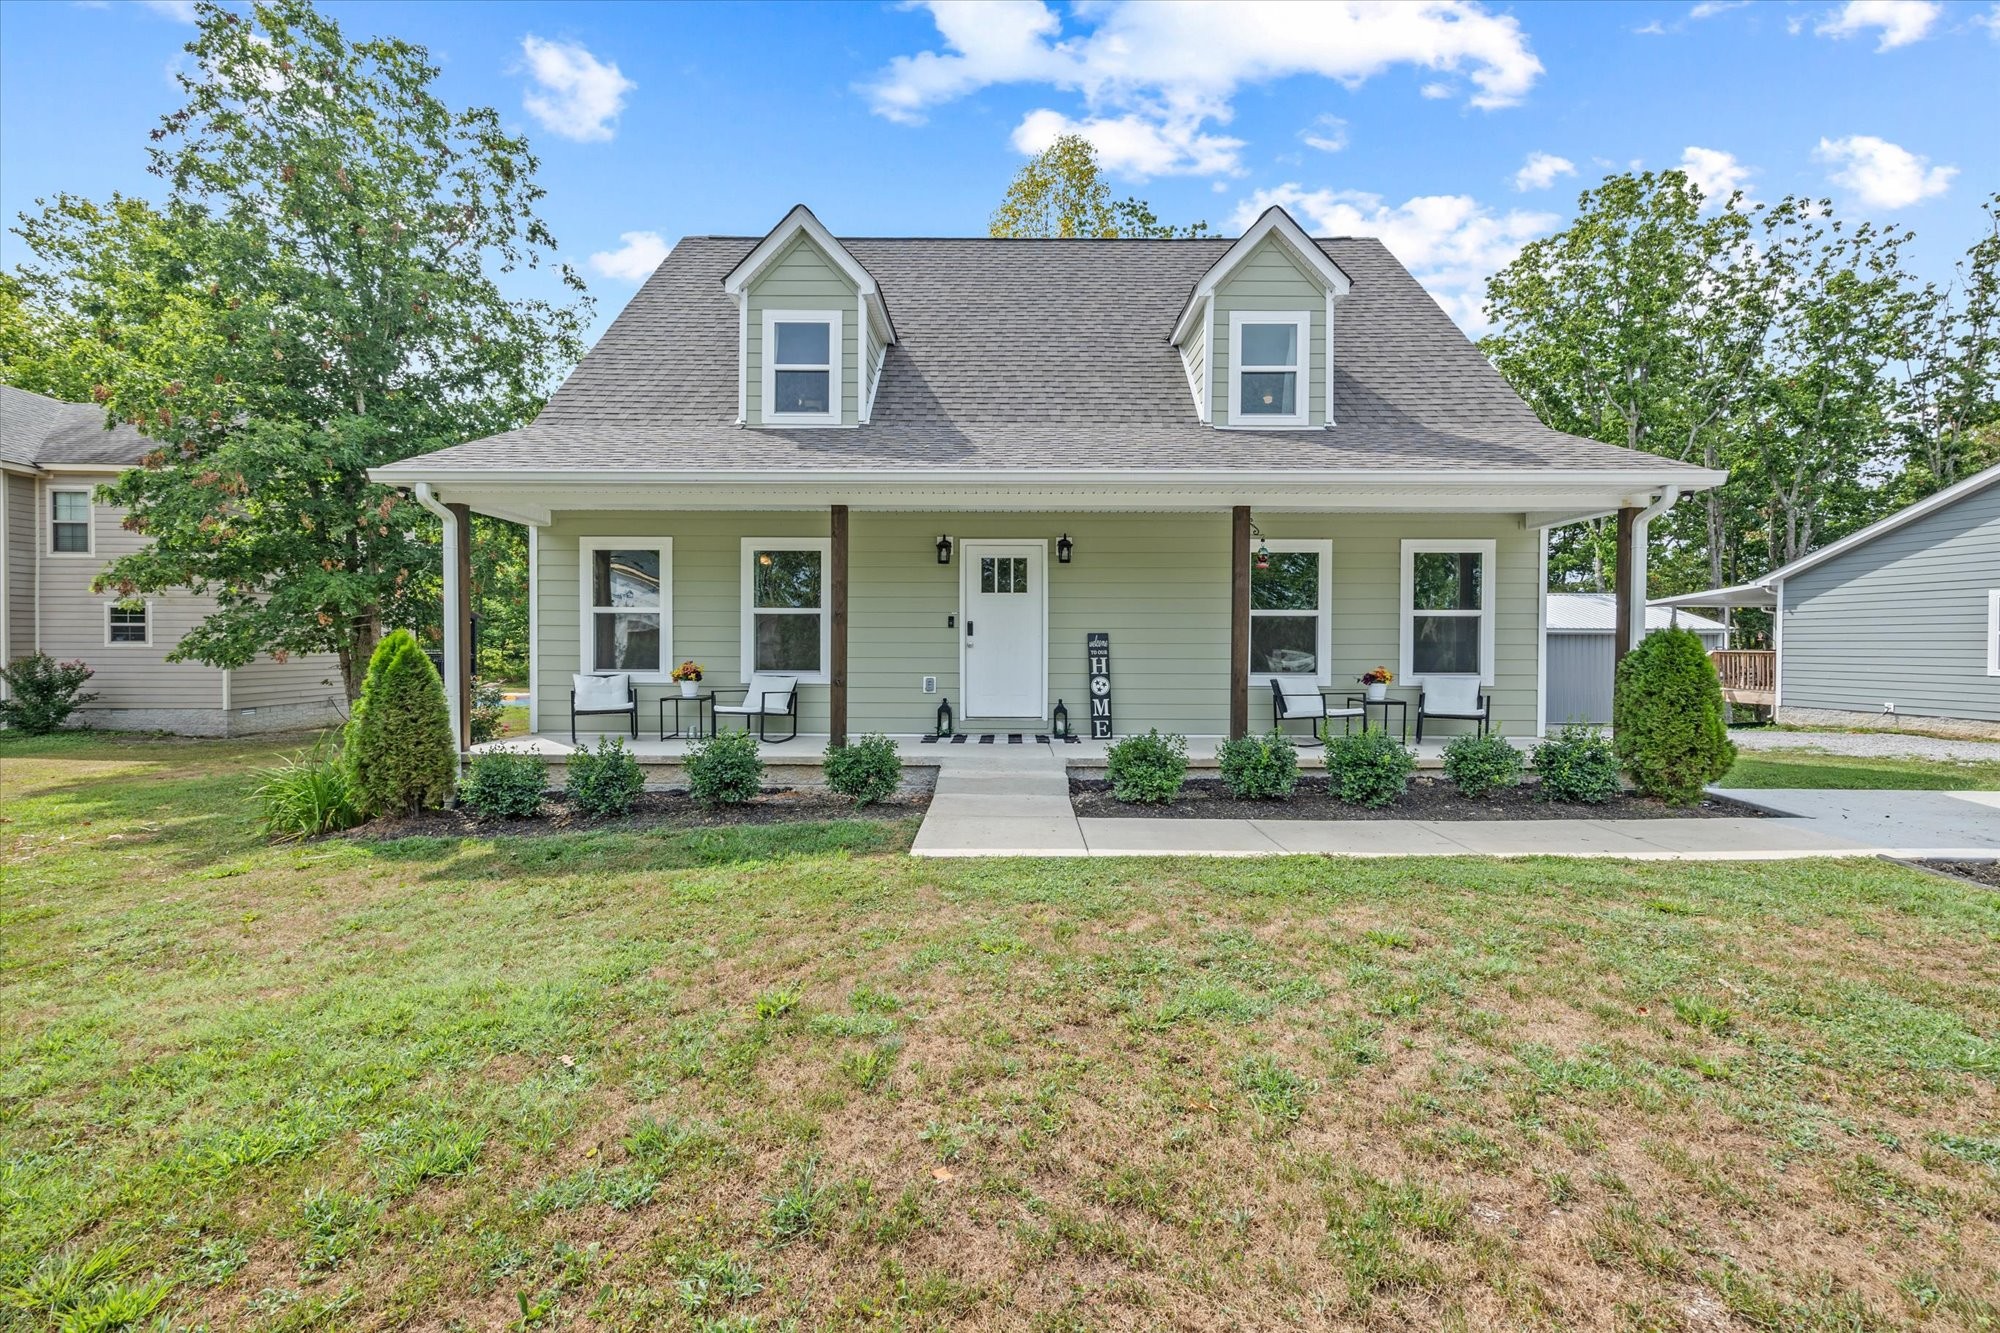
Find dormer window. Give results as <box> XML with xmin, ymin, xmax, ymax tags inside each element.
<box><xmin>762</xmin><ymin>309</ymin><xmax>842</xmax><ymax>427</ymax></box>
<box><xmin>1229</xmin><ymin>311</ymin><xmax>1310</xmax><ymax>428</ymax></box>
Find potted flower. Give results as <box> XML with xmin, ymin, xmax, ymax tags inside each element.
<box><xmin>1359</xmin><ymin>666</ymin><xmax>1394</xmax><ymax>702</ymax></box>
<box><xmin>671</xmin><ymin>660</ymin><xmax>704</xmax><ymax>697</ymax></box>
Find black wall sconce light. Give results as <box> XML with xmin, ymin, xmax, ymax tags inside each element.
<box><xmin>1057</xmin><ymin>533</ymin><xmax>1073</xmax><ymax>564</ymax></box>
<box><xmin>935</xmin><ymin>534</ymin><xmax>952</xmax><ymax>565</ymax></box>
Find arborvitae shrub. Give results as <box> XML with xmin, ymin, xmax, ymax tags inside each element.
<box><xmin>346</xmin><ymin>629</ymin><xmax>455</xmax><ymax>816</ymax></box>
<box><xmin>1612</xmin><ymin>626</ymin><xmax>1736</xmax><ymax>806</ymax></box>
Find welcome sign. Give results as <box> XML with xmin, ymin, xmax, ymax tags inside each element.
<box><xmin>1086</xmin><ymin>631</ymin><xmax>1113</xmax><ymax>739</ymax></box>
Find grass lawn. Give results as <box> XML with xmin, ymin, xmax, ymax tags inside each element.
<box><xmin>3</xmin><ymin>732</ymin><xmax>1998</xmax><ymax>1331</ymax></box>
<box><xmin>1720</xmin><ymin>749</ymin><xmax>2000</xmax><ymax>791</ymax></box>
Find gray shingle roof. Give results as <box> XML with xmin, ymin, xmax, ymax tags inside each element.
<box><xmin>0</xmin><ymin>384</ymin><xmax>153</xmax><ymax>468</ymax></box>
<box><xmin>379</xmin><ymin>235</ymin><xmax>1712</xmax><ymax>479</ymax></box>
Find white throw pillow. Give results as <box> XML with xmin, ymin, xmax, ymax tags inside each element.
<box><xmin>573</xmin><ymin>673</ymin><xmax>631</xmax><ymax>710</ymax></box>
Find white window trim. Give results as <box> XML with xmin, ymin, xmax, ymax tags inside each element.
<box><xmin>577</xmin><ymin>537</ymin><xmax>673</xmax><ymax>682</ymax></box>
<box><xmin>49</xmin><ymin>486</ymin><xmax>94</xmax><ymax>557</ymax></box>
<box><xmin>741</xmin><ymin>537</ymin><xmax>832</xmax><ymax>685</ymax></box>
<box><xmin>1400</xmin><ymin>538</ymin><xmax>1497</xmax><ymax>686</ymax></box>
<box><xmin>1226</xmin><ymin>310</ymin><xmax>1311</xmax><ymax>429</ymax></box>
<box><xmin>104</xmin><ymin>598</ymin><xmax>153</xmax><ymax>647</ymax></box>
<box><xmin>1988</xmin><ymin>590</ymin><xmax>2000</xmax><ymax>676</ymax></box>
<box><xmin>760</xmin><ymin>308</ymin><xmax>842</xmax><ymax>428</ymax></box>
<box><xmin>1247</xmin><ymin>538</ymin><xmax>1333</xmax><ymax>687</ymax></box>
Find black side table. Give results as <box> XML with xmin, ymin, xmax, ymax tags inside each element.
<box><xmin>660</xmin><ymin>690</ymin><xmax>716</xmax><ymax>741</ymax></box>
<box><xmin>1346</xmin><ymin>695</ymin><xmax>1410</xmax><ymax>745</ymax></box>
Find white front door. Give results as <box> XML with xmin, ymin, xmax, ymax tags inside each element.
<box><xmin>961</xmin><ymin>540</ymin><xmax>1047</xmax><ymax>720</ymax></box>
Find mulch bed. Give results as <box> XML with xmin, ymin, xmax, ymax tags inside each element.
<box><xmin>1069</xmin><ymin>776</ymin><xmax>1769</xmax><ymax>822</ymax></box>
<box><xmin>1909</xmin><ymin>858</ymin><xmax>2000</xmax><ymax>889</ymax></box>
<box><xmin>352</xmin><ymin>785</ymin><xmax>931</xmax><ymax>839</ymax></box>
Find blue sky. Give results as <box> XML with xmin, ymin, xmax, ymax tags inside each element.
<box><xmin>2</xmin><ymin>0</ymin><xmax>1993</xmax><ymax>340</ymax></box>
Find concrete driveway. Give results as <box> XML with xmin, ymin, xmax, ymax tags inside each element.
<box><xmin>1709</xmin><ymin>787</ymin><xmax>2000</xmax><ymax>858</ymax></box>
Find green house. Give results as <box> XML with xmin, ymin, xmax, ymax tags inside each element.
<box><xmin>373</xmin><ymin>204</ymin><xmax>1721</xmax><ymax>752</ymax></box>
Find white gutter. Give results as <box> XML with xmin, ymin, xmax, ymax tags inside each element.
<box><xmin>411</xmin><ymin>482</ymin><xmax>463</xmax><ymax>758</ymax></box>
<box><xmin>1624</xmin><ymin>485</ymin><xmax>1680</xmax><ymax>653</ymax></box>
<box><xmin>369</xmin><ymin>464</ymin><xmax>1731</xmax><ymax>490</ymax></box>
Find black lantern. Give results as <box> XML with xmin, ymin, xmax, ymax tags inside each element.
<box><xmin>936</xmin><ymin>696</ymin><xmax>953</xmax><ymax>737</ymax></box>
<box><xmin>1057</xmin><ymin>533</ymin><xmax>1073</xmax><ymax>564</ymax></box>
<box><xmin>936</xmin><ymin>534</ymin><xmax>952</xmax><ymax>565</ymax></box>
<box><xmin>1051</xmin><ymin>698</ymin><xmax>1069</xmax><ymax>739</ymax></box>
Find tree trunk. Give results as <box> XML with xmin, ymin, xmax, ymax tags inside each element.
<box><xmin>342</xmin><ymin>610</ymin><xmax>381</xmax><ymax>702</ymax></box>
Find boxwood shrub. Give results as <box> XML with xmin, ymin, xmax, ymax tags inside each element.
<box><xmin>824</xmin><ymin>733</ymin><xmax>902</xmax><ymax>805</ymax></box>
<box><xmin>564</xmin><ymin>736</ymin><xmax>646</xmax><ymax>817</ymax></box>
<box><xmin>1105</xmin><ymin>729</ymin><xmax>1188</xmax><ymax>804</ymax></box>
<box><xmin>1326</xmin><ymin>728</ymin><xmax>1415</xmax><ymax>808</ymax></box>
<box><xmin>1532</xmin><ymin>724</ymin><xmax>1621</xmax><ymax>804</ymax></box>
<box><xmin>460</xmin><ymin>751</ymin><xmax>548</xmax><ymax>818</ymax></box>
<box><xmin>687</xmin><ymin>728</ymin><xmax>765</xmax><ymax>807</ymax></box>
<box><xmin>1216</xmin><ymin>730</ymin><xmax>1299</xmax><ymax>800</ymax></box>
<box><xmin>1440</xmin><ymin>733</ymin><xmax>1524</xmax><ymax>798</ymax></box>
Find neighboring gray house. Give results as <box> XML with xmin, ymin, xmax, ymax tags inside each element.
<box><xmin>1</xmin><ymin>384</ymin><xmax>345</xmax><ymax>735</ymax></box>
<box><xmin>1657</xmin><ymin>462</ymin><xmax>2000</xmax><ymax>739</ymax></box>
<box><xmin>1545</xmin><ymin>593</ymin><xmax>1726</xmax><ymax>726</ymax></box>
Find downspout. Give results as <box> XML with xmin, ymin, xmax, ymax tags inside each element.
<box><xmin>411</xmin><ymin>482</ymin><xmax>464</xmax><ymax>762</ymax></box>
<box><xmin>1625</xmin><ymin>485</ymin><xmax>1680</xmax><ymax>653</ymax></box>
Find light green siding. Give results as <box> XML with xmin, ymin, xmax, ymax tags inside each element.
<box><xmin>863</xmin><ymin>315</ymin><xmax>886</xmax><ymax>419</ymax></box>
<box><xmin>745</xmin><ymin>234</ymin><xmax>859</xmax><ymax>427</ymax></box>
<box><xmin>1177</xmin><ymin>315</ymin><xmax>1207</xmax><ymax>417</ymax></box>
<box><xmin>538</xmin><ymin>510</ymin><xmax>1541</xmax><ymax>740</ymax></box>
<box><xmin>1209</xmin><ymin>237</ymin><xmax>1327</xmax><ymax>428</ymax></box>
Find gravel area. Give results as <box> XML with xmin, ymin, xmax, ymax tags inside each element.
<box><xmin>1730</xmin><ymin>728</ymin><xmax>2000</xmax><ymax>764</ymax></box>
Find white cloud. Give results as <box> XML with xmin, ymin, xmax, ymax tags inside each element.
<box><xmin>1010</xmin><ymin>108</ymin><xmax>1244</xmax><ymax>178</ymax></box>
<box><xmin>518</xmin><ymin>35</ymin><xmax>635</xmax><ymax>143</ymax></box>
<box><xmin>141</xmin><ymin>0</ymin><xmax>198</xmax><ymax>19</ymax></box>
<box><xmin>1513</xmin><ymin>151</ymin><xmax>1575</xmax><ymax>191</ymax></box>
<box><xmin>1634</xmin><ymin>20</ymin><xmax>1669</xmax><ymax>35</ymax></box>
<box><xmin>1300</xmin><ymin>115</ymin><xmax>1349</xmax><ymax>154</ymax></box>
<box><xmin>1973</xmin><ymin>4</ymin><xmax>2000</xmax><ymax>37</ymax></box>
<box><xmin>865</xmin><ymin>1</ymin><xmax>1543</xmax><ymax>176</ymax></box>
<box><xmin>1677</xmin><ymin>146</ymin><xmax>1755</xmax><ymax>207</ymax></box>
<box><xmin>1689</xmin><ymin>1</ymin><xmax>1748</xmax><ymax>18</ymax></box>
<box><xmin>588</xmin><ymin>231</ymin><xmax>669</xmax><ymax>282</ymax></box>
<box><xmin>1231</xmin><ymin>184</ymin><xmax>1556</xmax><ymax>333</ymax></box>
<box><xmin>1419</xmin><ymin>81</ymin><xmax>1456</xmax><ymax>98</ymax></box>
<box><xmin>1813</xmin><ymin>0</ymin><xmax>1942</xmax><ymax>49</ymax></box>
<box><xmin>1814</xmin><ymin>134</ymin><xmax>1957</xmax><ymax>207</ymax></box>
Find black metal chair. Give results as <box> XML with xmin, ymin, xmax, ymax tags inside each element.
<box><xmin>569</xmin><ymin>673</ymin><xmax>637</xmax><ymax>745</ymax></box>
<box><xmin>1415</xmin><ymin>677</ymin><xmax>1490</xmax><ymax>743</ymax></box>
<box><xmin>1270</xmin><ymin>676</ymin><xmax>1362</xmax><ymax>747</ymax></box>
<box><xmin>713</xmin><ymin>673</ymin><xmax>800</xmax><ymax>742</ymax></box>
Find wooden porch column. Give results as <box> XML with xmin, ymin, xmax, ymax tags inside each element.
<box><xmin>446</xmin><ymin>502</ymin><xmax>474</xmax><ymax>752</ymax></box>
<box><xmin>1230</xmin><ymin>506</ymin><xmax>1251</xmax><ymax>740</ymax></box>
<box><xmin>829</xmin><ymin>504</ymin><xmax>848</xmax><ymax>747</ymax></box>
<box><xmin>1613</xmin><ymin>505</ymin><xmax>1639</xmax><ymax>675</ymax></box>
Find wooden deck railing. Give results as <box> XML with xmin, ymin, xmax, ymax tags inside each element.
<box><xmin>1709</xmin><ymin>649</ymin><xmax>1776</xmax><ymax>707</ymax></box>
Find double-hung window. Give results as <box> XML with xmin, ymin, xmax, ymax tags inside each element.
<box><xmin>1228</xmin><ymin>311</ymin><xmax>1310</xmax><ymax>428</ymax></box>
<box><xmin>761</xmin><ymin>309</ymin><xmax>842</xmax><ymax>426</ymax></box>
<box><xmin>1401</xmin><ymin>539</ymin><xmax>1496</xmax><ymax>683</ymax></box>
<box><xmin>106</xmin><ymin>600</ymin><xmax>149</xmax><ymax>645</ymax></box>
<box><xmin>51</xmin><ymin>489</ymin><xmax>91</xmax><ymax>554</ymax></box>
<box><xmin>742</xmin><ymin>538</ymin><xmax>830</xmax><ymax>682</ymax></box>
<box><xmin>1249</xmin><ymin>539</ymin><xmax>1332</xmax><ymax>684</ymax></box>
<box><xmin>578</xmin><ymin>538</ymin><xmax>671</xmax><ymax>678</ymax></box>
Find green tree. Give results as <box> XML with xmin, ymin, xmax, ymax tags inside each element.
<box><xmin>991</xmin><ymin>134</ymin><xmax>1207</xmax><ymax>239</ymax></box>
<box><xmin>346</xmin><ymin>627</ymin><xmax>454</xmax><ymax>815</ymax></box>
<box><xmin>8</xmin><ymin>0</ymin><xmax>587</xmax><ymax>699</ymax></box>
<box><xmin>1890</xmin><ymin>192</ymin><xmax>2000</xmax><ymax>494</ymax></box>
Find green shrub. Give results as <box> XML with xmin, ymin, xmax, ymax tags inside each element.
<box><xmin>1105</xmin><ymin>729</ymin><xmax>1188</xmax><ymax>804</ymax></box>
<box><xmin>1216</xmin><ymin>730</ymin><xmax>1299</xmax><ymax>800</ymax></box>
<box><xmin>564</xmin><ymin>736</ymin><xmax>645</xmax><ymax>817</ymax></box>
<box><xmin>1612</xmin><ymin>626</ymin><xmax>1737</xmax><ymax>806</ymax></box>
<box><xmin>687</xmin><ymin>728</ymin><xmax>764</xmax><ymax>807</ymax></box>
<box><xmin>346</xmin><ymin>629</ymin><xmax>455</xmax><ymax>816</ymax></box>
<box><xmin>468</xmin><ymin>680</ymin><xmax>507</xmax><ymax>745</ymax></box>
<box><xmin>1326</xmin><ymin>727</ymin><xmax>1415</xmax><ymax>808</ymax></box>
<box><xmin>0</xmin><ymin>654</ymin><xmax>97</xmax><ymax>735</ymax></box>
<box><xmin>255</xmin><ymin>735</ymin><xmax>363</xmax><ymax>839</ymax></box>
<box><xmin>459</xmin><ymin>751</ymin><xmax>547</xmax><ymax>818</ymax></box>
<box><xmin>1440</xmin><ymin>732</ymin><xmax>1525</xmax><ymax>798</ymax></box>
<box><xmin>1533</xmin><ymin>724</ymin><xmax>1621</xmax><ymax>804</ymax></box>
<box><xmin>824</xmin><ymin>733</ymin><xmax>901</xmax><ymax>805</ymax></box>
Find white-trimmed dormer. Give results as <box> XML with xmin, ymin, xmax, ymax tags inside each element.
<box><xmin>723</xmin><ymin>205</ymin><xmax>895</xmax><ymax>429</ymax></box>
<box><xmin>1170</xmin><ymin>206</ymin><xmax>1351</xmax><ymax>430</ymax></box>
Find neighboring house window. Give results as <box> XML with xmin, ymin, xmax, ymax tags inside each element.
<box><xmin>742</xmin><ymin>538</ymin><xmax>830</xmax><ymax>682</ymax></box>
<box><xmin>578</xmin><ymin>538</ymin><xmax>671</xmax><ymax>678</ymax></box>
<box><xmin>1249</xmin><ymin>539</ymin><xmax>1332</xmax><ymax>684</ymax></box>
<box><xmin>761</xmin><ymin>309</ymin><xmax>842</xmax><ymax>426</ymax></box>
<box><xmin>51</xmin><ymin>489</ymin><xmax>91</xmax><ymax>554</ymax></box>
<box><xmin>1228</xmin><ymin>311</ymin><xmax>1310</xmax><ymax>428</ymax></box>
<box><xmin>1989</xmin><ymin>590</ymin><xmax>2000</xmax><ymax>676</ymax></box>
<box><xmin>106</xmin><ymin>600</ymin><xmax>149</xmax><ymax>646</ymax></box>
<box><xmin>1401</xmin><ymin>539</ymin><xmax>1497</xmax><ymax>683</ymax></box>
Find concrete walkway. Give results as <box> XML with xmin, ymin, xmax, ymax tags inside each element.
<box><xmin>910</xmin><ymin>745</ymin><xmax>2000</xmax><ymax>859</ymax></box>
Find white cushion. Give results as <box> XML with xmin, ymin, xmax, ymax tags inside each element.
<box><xmin>1272</xmin><ymin>676</ymin><xmax>1327</xmax><ymax>719</ymax></box>
<box><xmin>573</xmin><ymin>673</ymin><xmax>632</xmax><ymax>710</ymax></box>
<box><xmin>1424</xmin><ymin>676</ymin><xmax>1484</xmax><ymax>715</ymax></box>
<box><xmin>715</xmin><ymin>672</ymin><xmax>798</xmax><ymax>715</ymax></box>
